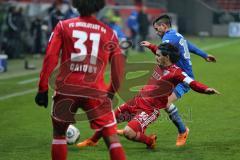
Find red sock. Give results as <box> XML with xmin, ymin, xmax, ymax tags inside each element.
<box><xmin>90</xmin><ymin>131</ymin><xmax>102</xmax><ymax>143</ymax></box>
<box><xmin>52</xmin><ymin>136</ymin><xmax>67</xmax><ymax>160</ymax></box>
<box><xmin>136</xmin><ymin>132</ymin><xmax>153</xmax><ymax>146</ymax></box>
<box><xmin>109</xmin><ymin>142</ymin><xmax>126</xmax><ymax>160</ymax></box>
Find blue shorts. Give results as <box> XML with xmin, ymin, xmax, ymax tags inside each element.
<box><xmin>173</xmin><ymin>83</ymin><xmax>190</xmax><ymax>99</ymax></box>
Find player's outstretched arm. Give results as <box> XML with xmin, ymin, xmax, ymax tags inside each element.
<box><xmin>187</xmin><ymin>41</ymin><xmax>216</xmax><ymax>62</ymax></box>
<box><xmin>175</xmin><ymin>69</ymin><xmax>220</xmax><ymax>95</ymax></box>
<box><xmin>140</xmin><ymin>41</ymin><xmax>158</xmax><ymax>54</ymax></box>
<box><xmin>189</xmin><ymin>81</ymin><xmax>220</xmax><ymax>95</ymax></box>
<box><xmin>185</xmin><ymin>79</ymin><xmax>220</xmax><ymax>95</ymax></box>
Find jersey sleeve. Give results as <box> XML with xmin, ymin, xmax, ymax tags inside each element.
<box><xmin>187</xmin><ymin>41</ymin><xmax>208</xmax><ymax>58</ymax></box>
<box><xmin>174</xmin><ymin>68</ymin><xmax>209</xmax><ymax>93</ymax></box>
<box><xmin>147</xmin><ymin>44</ymin><xmax>158</xmax><ymax>55</ymax></box>
<box><xmin>108</xmin><ymin>33</ymin><xmax>125</xmax><ymax>95</ymax></box>
<box><xmin>38</xmin><ymin>22</ymin><xmax>63</xmax><ymax>92</ymax></box>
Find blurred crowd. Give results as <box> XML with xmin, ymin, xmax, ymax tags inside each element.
<box><xmin>0</xmin><ymin>0</ymin><xmax>79</xmax><ymax>59</ymax></box>
<box><xmin>0</xmin><ymin>1</ymin><xmax>151</xmax><ymax>59</ymax></box>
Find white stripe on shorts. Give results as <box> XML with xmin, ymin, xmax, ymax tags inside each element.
<box><xmin>95</xmin><ymin>111</ymin><xmax>117</xmax><ymax>132</ymax></box>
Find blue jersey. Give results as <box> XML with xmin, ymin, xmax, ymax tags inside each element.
<box><xmin>109</xmin><ymin>23</ymin><xmax>127</xmax><ymax>41</ymax></box>
<box><xmin>127</xmin><ymin>11</ymin><xmax>139</xmax><ymax>32</ymax></box>
<box><xmin>162</xmin><ymin>29</ymin><xmax>208</xmax><ymax>78</ymax></box>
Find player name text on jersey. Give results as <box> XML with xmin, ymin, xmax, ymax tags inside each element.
<box><xmin>69</xmin><ymin>22</ymin><xmax>106</xmax><ymax>34</ymax></box>
<box><xmin>70</xmin><ymin>63</ymin><xmax>97</xmax><ymax>73</ymax></box>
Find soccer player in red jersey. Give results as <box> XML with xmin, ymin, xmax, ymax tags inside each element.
<box><xmin>78</xmin><ymin>43</ymin><xmax>219</xmax><ymax>149</ymax></box>
<box><xmin>35</xmin><ymin>0</ymin><xmax>126</xmax><ymax>160</ymax></box>
<box><xmin>148</xmin><ymin>15</ymin><xmax>216</xmax><ymax>146</ymax></box>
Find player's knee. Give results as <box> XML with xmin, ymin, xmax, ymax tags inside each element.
<box><xmin>123</xmin><ymin>126</ymin><xmax>136</xmax><ymax>140</ymax></box>
<box><xmin>102</xmin><ymin>126</ymin><xmax>117</xmax><ymax>137</ymax></box>
<box><xmin>108</xmin><ymin>134</ymin><xmax>119</xmax><ymax>142</ymax></box>
<box><xmin>53</xmin><ymin>127</ymin><xmax>67</xmax><ymax>137</ymax></box>
<box><xmin>101</xmin><ymin>126</ymin><xmax>120</xmax><ymax>147</ymax></box>
<box><xmin>103</xmin><ymin>134</ymin><xmax>120</xmax><ymax>148</ymax></box>
<box><xmin>166</xmin><ymin>102</ymin><xmax>172</xmax><ymax>108</ymax></box>
<box><xmin>167</xmin><ymin>92</ymin><xmax>178</xmax><ymax>106</ymax></box>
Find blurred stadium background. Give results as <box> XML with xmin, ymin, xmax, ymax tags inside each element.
<box><xmin>0</xmin><ymin>0</ymin><xmax>240</xmax><ymax>160</ymax></box>
<box><xmin>0</xmin><ymin>0</ymin><xmax>240</xmax><ymax>59</ymax></box>
<box><xmin>1</xmin><ymin>0</ymin><xmax>240</xmax><ymax>61</ymax></box>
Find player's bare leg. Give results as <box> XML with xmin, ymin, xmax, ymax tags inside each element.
<box><xmin>165</xmin><ymin>92</ymin><xmax>189</xmax><ymax>146</ymax></box>
<box><xmin>117</xmin><ymin>129</ymin><xmax>124</xmax><ymax>135</ymax></box>
<box><xmin>123</xmin><ymin>121</ymin><xmax>157</xmax><ymax>149</ymax></box>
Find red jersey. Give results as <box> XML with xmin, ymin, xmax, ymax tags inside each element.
<box><xmin>136</xmin><ymin>64</ymin><xmax>208</xmax><ymax>110</ymax></box>
<box><xmin>38</xmin><ymin>16</ymin><xmax>123</xmax><ymax>96</ymax></box>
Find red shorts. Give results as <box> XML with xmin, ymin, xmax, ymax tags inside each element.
<box><xmin>116</xmin><ymin>97</ymin><xmax>160</xmax><ymax>133</ymax></box>
<box><xmin>51</xmin><ymin>93</ymin><xmax>117</xmax><ymax>136</ymax></box>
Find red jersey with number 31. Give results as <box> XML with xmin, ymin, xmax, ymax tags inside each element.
<box><xmin>38</xmin><ymin>16</ymin><xmax>122</xmax><ymax>95</ymax></box>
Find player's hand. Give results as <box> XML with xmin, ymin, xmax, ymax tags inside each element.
<box><xmin>205</xmin><ymin>88</ymin><xmax>220</xmax><ymax>95</ymax></box>
<box><xmin>205</xmin><ymin>54</ymin><xmax>216</xmax><ymax>62</ymax></box>
<box><xmin>35</xmin><ymin>91</ymin><xmax>48</xmax><ymax>108</ymax></box>
<box><xmin>140</xmin><ymin>41</ymin><xmax>151</xmax><ymax>47</ymax></box>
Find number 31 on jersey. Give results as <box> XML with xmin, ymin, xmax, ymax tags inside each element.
<box><xmin>71</xmin><ymin>30</ymin><xmax>101</xmax><ymax>65</ymax></box>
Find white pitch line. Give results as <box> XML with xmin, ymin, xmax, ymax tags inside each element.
<box><xmin>202</xmin><ymin>40</ymin><xmax>240</xmax><ymax>51</ymax></box>
<box><xmin>0</xmin><ymin>70</ymin><xmax>40</xmax><ymax>80</ymax></box>
<box><xmin>0</xmin><ymin>89</ymin><xmax>36</xmax><ymax>101</ymax></box>
<box><xmin>18</xmin><ymin>78</ymin><xmax>39</xmax><ymax>85</ymax></box>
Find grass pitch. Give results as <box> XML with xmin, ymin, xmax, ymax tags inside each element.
<box><xmin>0</xmin><ymin>37</ymin><xmax>240</xmax><ymax>160</ymax></box>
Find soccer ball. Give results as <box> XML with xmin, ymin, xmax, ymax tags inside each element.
<box><xmin>66</xmin><ymin>125</ymin><xmax>80</xmax><ymax>145</ymax></box>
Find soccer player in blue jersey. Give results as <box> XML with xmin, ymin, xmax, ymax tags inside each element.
<box><xmin>141</xmin><ymin>14</ymin><xmax>216</xmax><ymax>146</ymax></box>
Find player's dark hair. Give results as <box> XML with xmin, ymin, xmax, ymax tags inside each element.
<box><xmin>72</xmin><ymin>0</ymin><xmax>105</xmax><ymax>17</ymax></box>
<box><xmin>153</xmin><ymin>14</ymin><xmax>172</xmax><ymax>27</ymax></box>
<box><xmin>158</xmin><ymin>43</ymin><xmax>179</xmax><ymax>64</ymax></box>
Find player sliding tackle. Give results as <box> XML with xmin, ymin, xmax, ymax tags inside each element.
<box><xmin>77</xmin><ymin>43</ymin><xmax>220</xmax><ymax>149</ymax></box>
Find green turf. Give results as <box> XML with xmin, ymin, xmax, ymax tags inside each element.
<box><xmin>0</xmin><ymin>37</ymin><xmax>240</xmax><ymax>160</ymax></box>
